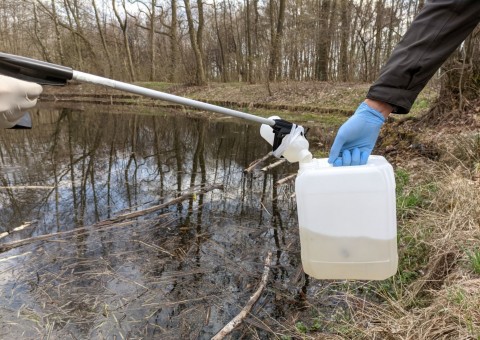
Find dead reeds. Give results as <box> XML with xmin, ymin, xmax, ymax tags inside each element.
<box><xmin>336</xmin><ymin>137</ymin><xmax>480</xmax><ymax>339</ymax></box>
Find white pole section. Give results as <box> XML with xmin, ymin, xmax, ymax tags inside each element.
<box><xmin>72</xmin><ymin>71</ymin><xmax>276</xmax><ymax>126</ymax></box>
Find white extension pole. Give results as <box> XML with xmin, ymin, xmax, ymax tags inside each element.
<box><xmin>73</xmin><ymin>71</ymin><xmax>276</xmax><ymax>126</ymax></box>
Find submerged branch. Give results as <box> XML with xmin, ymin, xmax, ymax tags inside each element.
<box><xmin>0</xmin><ymin>186</ymin><xmax>55</xmax><ymax>190</ymax></box>
<box><xmin>212</xmin><ymin>251</ymin><xmax>272</xmax><ymax>340</ymax></box>
<box><xmin>0</xmin><ymin>184</ymin><xmax>223</xmax><ymax>253</ymax></box>
<box><xmin>275</xmin><ymin>174</ymin><xmax>296</xmax><ymax>186</ymax></box>
<box><xmin>261</xmin><ymin>159</ymin><xmax>286</xmax><ymax>172</ymax></box>
<box><xmin>244</xmin><ymin>152</ymin><xmax>272</xmax><ymax>174</ymax></box>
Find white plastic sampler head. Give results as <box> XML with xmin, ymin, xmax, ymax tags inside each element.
<box><xmin>260</xmin><ymin>116</ymin><xmax>313</xmax><ymax>163</ymax></box>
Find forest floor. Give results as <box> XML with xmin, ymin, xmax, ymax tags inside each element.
<box><xmin>42</xmin><ymin>81</ymin><xmax>479</xmax><ymax>339</ymax></box>
<box><xmin>42</xmin><ymin>80</ymin><xmax>437</xmax><ymax>116</ymax></box>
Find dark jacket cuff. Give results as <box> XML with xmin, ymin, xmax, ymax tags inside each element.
<box><xmin>366</xmin><ymin>86</ymin><xmax>417</xmax><ymax>114</ymax></box>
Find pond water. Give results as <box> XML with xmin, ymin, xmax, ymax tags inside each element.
<box><xmin>0</xmin><ymin>104</ymin><xmax>335</xmax><ymax>339</ymax></box>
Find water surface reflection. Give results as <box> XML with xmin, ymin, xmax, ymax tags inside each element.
<box><xmin>0</xmin><ymin>106</ymin><xmax>324</xmax><ymax>339</ymax></box>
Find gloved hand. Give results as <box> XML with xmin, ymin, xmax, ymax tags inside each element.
<box><xmin>328</xmin><ymin>102</ymin><xmax>385</xmax><ymax>166</ymax></box>
<box><xmin>0</xmin><ymin>75</ymin><xmax>43</xmax><ymax>129</ymax></box>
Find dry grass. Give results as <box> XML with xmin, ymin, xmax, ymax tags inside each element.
<box><xmin>336</xmin><ymin>130</ymin><xmax>480</xmax><ymax>339</ymax></box>
<box><xmin>264</xmin><ymin>127</ymin><xmax>479</xmax><ymax>340</ymax></box>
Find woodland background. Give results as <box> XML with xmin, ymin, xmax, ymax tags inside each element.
<box><xmin>1</xmin><ymin>0</ymin><xmax>429</xmax><ymax>85</ymax></box>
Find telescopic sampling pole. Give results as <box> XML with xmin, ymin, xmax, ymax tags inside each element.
<box><xmin>0</xmin><ymin>52</ymin><xmax>275</xmax><ymax>126</ymax></box>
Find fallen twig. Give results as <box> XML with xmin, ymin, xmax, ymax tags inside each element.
<box><xmin>0</xmin><ymin>186</ymin><xmax>55</xmax><ymax>190</ymax></box>
<box><xmin>261</xmin><ymin>159</ymin><xmax>286</xmax><ymax>172</ymax></box>
<box><xmin>0</xmin><ymin>221</ymin><xmax>35</xmax><ymax>240</ymax></box>
<box><xmin>212</xmin><ymin>251</ymin><xmax>272</xmax><ymax>340</ymax></box>
<box><xmin>275</xmin><ymin>174</ymin><xmax>296</xmax><ymax>186</ymax></box>
<box><xmin>0</xmin><ymin>220</ymin><xmax>138</xmax><ymax>253</ymax></box>
<box><xmin>113</xmin><ymin>183</ymin><xmax>223</xmax><ymax>221</ymax></box>
<box><xmin>244</xmin><ymin>153</ymin><xmax>272</xmax><ymax>174</ymax></box>
<box><xmin>0</xmin><ymin>184</ymin><xmax>223</xmax><ymax>253</ymax></box>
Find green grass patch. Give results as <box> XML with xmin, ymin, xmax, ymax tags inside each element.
<box><xmin>448</xmin><ymin>287</ymin><xmax>467</xmax><ymax>306</ymax></box>
<box><xmin>466</xmin><ymin>248</ymin><xmax>480</xmax><ymax>274</ymax></box>
<box><xmin>312</xmin><ymin>150</ymin><xmax>329</xmax><ymax>158</ymax></box>
<box><xmin>395</xmin><ymin>168</ymin><xmax>437</xmax><ymax>220</ymax></box>
<box><xmin>377</xmin><ymin>227</ymin><xmax>431</xmax><ymax>301</ymax></box>
<box><xmin>247</xmin><ymin>109</ymin><xmax>348</xmax><ymax>127</ymax></box>
<box><xmin>374</xmin><ymin>168</ymin><xmax>437</xmax><ymax>300</ymax></box>
<box><xmin>409</xmin><ymin>86</ymin><xmax>438</xmax><ymax>115</ymax></box>
<box><xmin>291</xmin><ymin>309</ymin><xmax>360</xmax><ymax>338</ymax></box>
<box><xmin>295</xmin><ymin>321</ymin><xmax>309</xmax><ymax>334</ymax></box>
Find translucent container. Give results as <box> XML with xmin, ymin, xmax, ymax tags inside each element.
<box><xmin>295</xmin><ymin>156</ymin><xmax>398</xmax><ymax>280</ymax></box>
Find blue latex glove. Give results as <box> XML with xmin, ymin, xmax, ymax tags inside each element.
<box><xmin>328</xmin><ymin>102</ymin><xmax>385</xmax><ymax>166</ymax></box>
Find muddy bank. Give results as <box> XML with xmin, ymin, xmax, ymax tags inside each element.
<box><xmin>40</xmin><ymin>81</ymin><xmax>368</xmax><ymax>117</ymax></box>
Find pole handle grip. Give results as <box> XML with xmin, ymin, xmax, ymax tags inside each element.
<box><xmin>0</xmin><ymin>52</ymin><xmax>73</xmax><ymax>85</ymax></box>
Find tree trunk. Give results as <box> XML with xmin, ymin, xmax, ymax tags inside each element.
<box><xmin>32</xmin><ymin>2</ymin><xmax>51</xmax><ymax>62</ymax></box>
<box><xmin>213</xmin><ymin>0</ymin><xmax>226</xmax><ymax>82</ymax></box>
<box><xmin>372</xmin><ymin>0</ymin><xmax>385</xmax><ymax>81</ymax></box>
<box><xmin>149</xmin><ymin>0</ymin><xmax>157</xmax><ymax>81</ymax></box>
<box><xmin>92</xmin><ymin>0</ymin><xmax>113</xmax><ymax>76</ymax></box>
<box><xmin>339</xmin><ymin>0</ymin><xmax>350</xmax><ymax>81</ymax></box>
<box><xmin>268</xmin><ymin>0</ymin><xmax>286</xmax><ymax>82</ymax></box>
<box><xmin>315</xmin><ymin>0</ymin><xmax>331</xmax><ymax>81</ymax></box>
<box><xmin>170</xmin><ymin>0</ymin><xmax>179</xmax><ymax>83</ymax></box>
<box><xmin>184</xmin><ymin>0</ymin><xmax>206</xmax><ymax>85</ymax></box>
<box><xmin>51</xmin><ymin>0</ymin><xmax>65</xmax><ymax>64</ymax></box>
<box><xmin>64</xmin><ymin>0</ymin><xmax>98</xmax><ymax>70</ymax></box>
<box><xmin>246</xmin><ymin>0</ymin><xmax>253</xmax><ymax>83</ymax></box>
<box><xmin>112</xmin><ymin>0</ymin><xmax>136</xmax><ymax>82</ymax></box>
<box><xmin>426</xmin><ymin>28</ymin><xmax>480</xmax><ymax>125</ymax></box>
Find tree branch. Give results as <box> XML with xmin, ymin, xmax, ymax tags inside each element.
<box><xmin>212</xmin><ymin>251</ymin><xmax>272</xmax><ymax>340</ymax></box>
<box><xmin>0</xmin><ymin>184</ymin><xmax>223</xmax><ymax>253</ymax></box>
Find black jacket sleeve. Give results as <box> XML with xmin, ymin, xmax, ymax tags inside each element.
<box><xmin>367</xmin><ymin>0</ymin><xmax>480</xmax><ymax>114</ymax></box>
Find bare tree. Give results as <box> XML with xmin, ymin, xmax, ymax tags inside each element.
<box><xmin>112</xmin><ymin>0</ymin><xmax>136</xmax><ymax>81</ymax></box>
<box><xmin>315</xmin><ymin>0</ymin><xmax>332</xmax><ymax>81</ymax></box>
<box><xmin>267</xmin><ymin>0</ymin><xmax>286</xmax><ymax>82</ymax></box>
<box><xmin>184</xmin><ymin>0</ymin><xmax>206</xmax><ymax>85</ymax></box>
<box><xmin>92</xmin><ymin>0</ymin><xmax>114</xmax><ymax>76</ymax></box>
<box><xmin>0</xmin><ymin>0</ymin><xmax>423</xmax><ymax>84</ymax></box>
<box><xmin>51</xmin><ymin>0</ymin><xmax>65</xmax><ymax>63</ymax></box>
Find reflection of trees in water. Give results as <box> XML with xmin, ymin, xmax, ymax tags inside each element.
<box><xmin>0</xmin><ymin>107</ymin><xmax>273</xmax><ymax>234</ymax></box>
<box><xmin>0</xmin><ymin>106</ymin><xmax>307</xmax><ymax>338</ymax></box>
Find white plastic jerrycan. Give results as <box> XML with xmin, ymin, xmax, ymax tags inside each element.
<box><xmin>295</xmin><ymin>156</ymin><xmax>398</xmax><ymax>280</ymax></box>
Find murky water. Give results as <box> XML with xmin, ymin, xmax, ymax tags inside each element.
<box><xmin>0</xmin><ymin>104</ymin><xmax>334</xmax><ymax>339</ymax></box>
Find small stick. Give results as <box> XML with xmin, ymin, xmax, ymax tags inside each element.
<box><xmin>113</xmin><ymin>183</ymin><xmax>223</xmax><ymax>221</ymax></box>
<box><xmin>243</xmin><ymin>153</ymin><xmax>272</xmax><ymax>174</ymax></box>
<box><xmin>0</xmin><ymin>184</ymin><xmax>223</xmax><ymax>253</ymax></box>
<box><xmin>211</xmin><ymin>251</ymin><xmax>272</xmax><ymax>340</ymax></box>
<box><xmin>0</xmin><ymin>186</ymin><xmax>55</xmax><ymax>190</ymax></box>
<box><xmin>0</xmin><ymin>220</ymin><xmax>137</xmax><ymax>253</ymax></box>
<box><xmin>261</xmin><ymin>159</ymin><xmax>286</xmax><ymax>172</ymax></box>
<box><xmin>0</xmin><ymin>221</ymin><xmax>34</xmax><ymax>240</ymax></box>
<box><xmin>275</xmin><ymin>174</ymin><xmax>296</xmax><ymax>186</ymax></box>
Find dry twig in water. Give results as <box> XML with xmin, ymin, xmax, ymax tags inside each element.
<box><xmin>212</xmin><ymin>251</ymin><xmax>272</xmax><ymax>340</ymax></box>
<box><xmin>275</xmin><ymin>174</ymin><xmax>296</xmax><ymax>186</ymax></box>
<box><xmin>0</xmin><ymin>184</ymin><xmax>223</xmax><ymax>253</ymax></box>
<box><xmin>244</xmin><ymin>153</ymin><xmax>272</xmax><ymax>174</ymax></box>
<box><xmin>0</xmin><ymin>186</ymin><xmax>55</xmax><ymax>190</ymax></box>
<box><xmin>261</xmin><ymin>159</ymin><xmax>286</xmax><ymax>172</ymax></box>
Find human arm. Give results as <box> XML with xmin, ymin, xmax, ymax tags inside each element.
<box><xmin>0</xmin><ymin>75</ymin><xmax>43</xmax><ymax>129</ymax></box>
<box><xmin>367</xmin><ymin>0</ymin><xmax>480</xmax><ymax>114</ymax></box>
<box><xmin>329</xmin><ymin>0</ymin><xmax>480</xmax><ymax>166</ymax></box>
